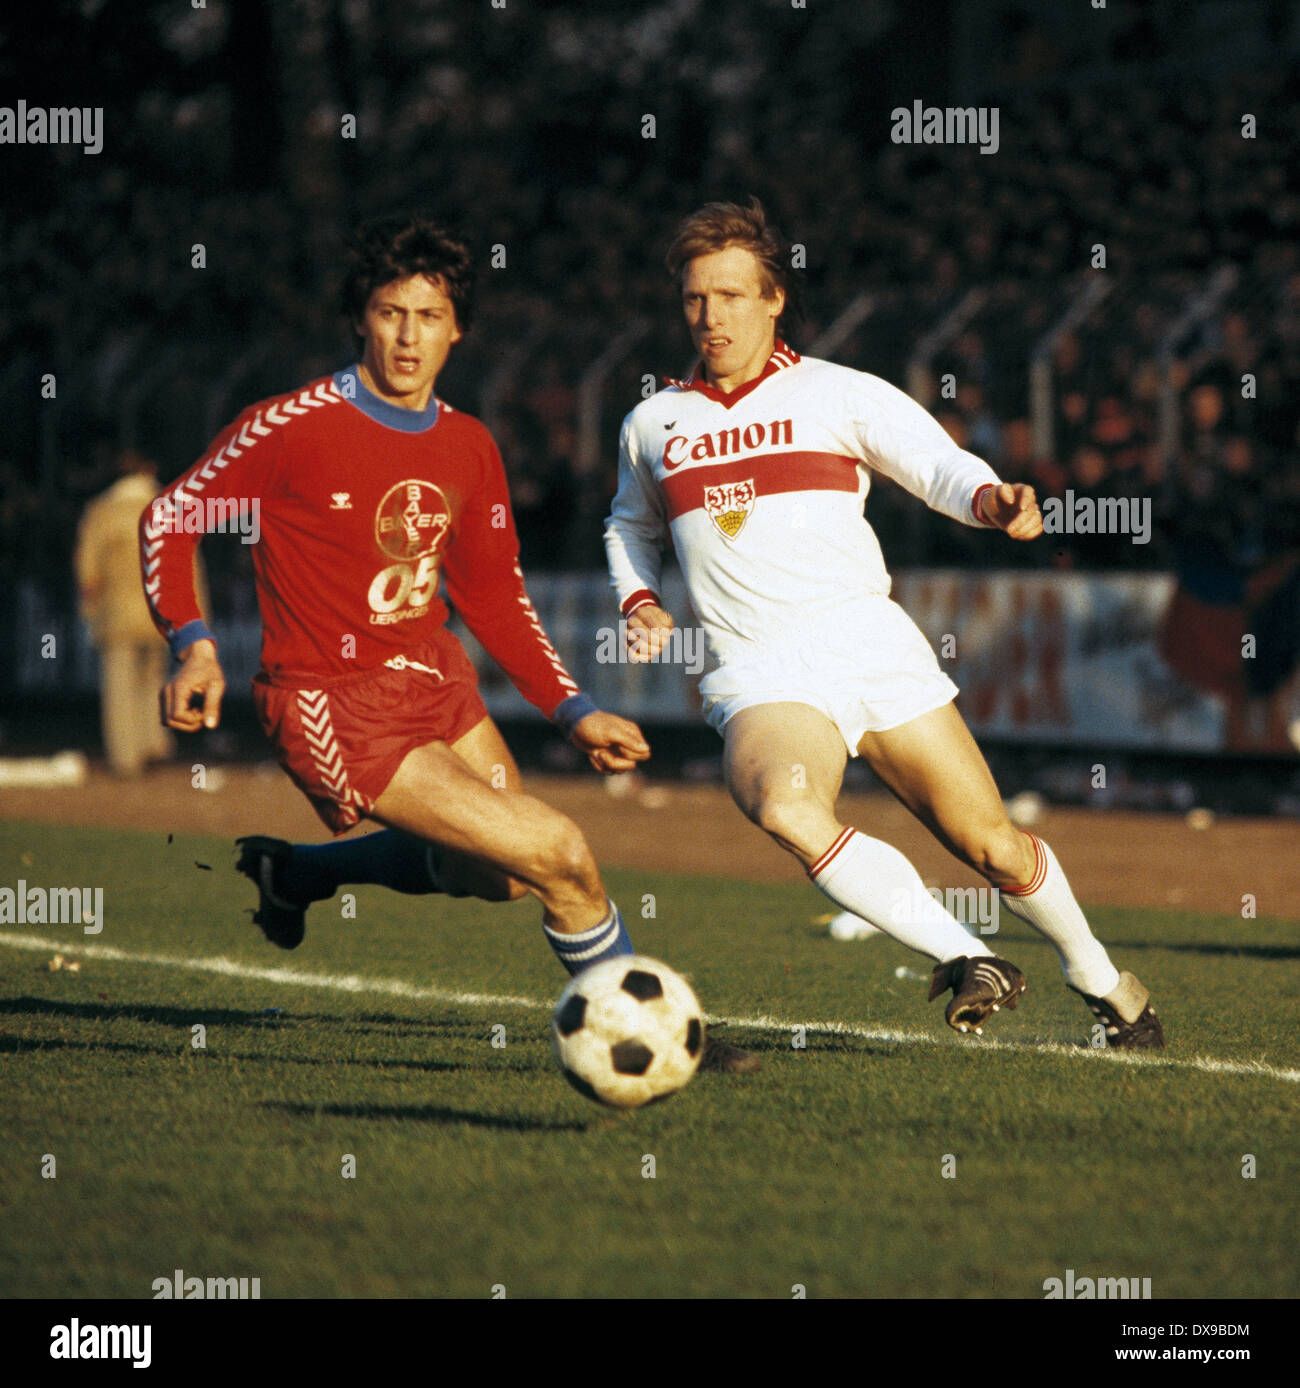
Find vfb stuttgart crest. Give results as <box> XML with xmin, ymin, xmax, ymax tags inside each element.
<box><xmin>375</xmin><ymin>479</ymin><xmax>451</xmax><ymax>560</ymax></box>
<box><xmin>703</xmin><ymin>478</ymin><xmax>755</xmax><ymax>540</ymax></box>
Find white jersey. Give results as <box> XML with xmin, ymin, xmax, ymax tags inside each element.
<box><xmin>604</xmin><ymin>344</ymin><xmax>1001</xmax><ymax>668</ymax></box>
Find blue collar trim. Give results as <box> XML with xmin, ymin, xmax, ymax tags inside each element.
<box><xmin>333</xmin><ymin>366</ymin><xmax>441</xmax><ymax>433</ymax></box>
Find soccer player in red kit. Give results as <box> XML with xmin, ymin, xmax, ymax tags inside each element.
<box><xmin>140</xmin><ymin>212</ymin><xmax>756</xmax><ymax>1070</ymax></box>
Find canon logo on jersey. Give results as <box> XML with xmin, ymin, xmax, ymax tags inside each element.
<box><xmin>663</xmin><ymin>418</ymin><xmax>794</xmax><ymax>471</ymax></box>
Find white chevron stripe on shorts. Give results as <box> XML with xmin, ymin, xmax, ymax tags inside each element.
<box><xmin>295</xmin><ymin>689</ymin><xmax>370</xmax><ymax>826</ymax></box>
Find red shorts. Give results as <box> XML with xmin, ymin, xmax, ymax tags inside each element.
<box><xmin>253</xmin><ymin>630</ymin><xmax>488</xmax><ymax>833</ymax></box>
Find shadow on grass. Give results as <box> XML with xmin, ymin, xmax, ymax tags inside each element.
<box><xmin>0</xmin><ymin>1033</ymin><xmax>162</xmax><ymax>1057</ymax></box>
<box><xmin>262</xmin><ymin>1099</ymin><xmax>588</xmax><ymax>1132</ymax></box>
<box><xmin>230</xmin><ymin>1051</ymin><xmax>468</xmax><ymax>1073</ymax></box>
<box><xmin>0</xmin><ymin>999</ymin><xmax>482</xmax><ymax>1072</ymax></box>
<box><xmin>1102</xmin><ymin>942</ymin><xmax>1300</xmax><ymax>961</ymax></box>
<box><xmin>0</xmin><ymin>997</ymin><xmax>533</xmax><ymax>1040</ymax></box>
<box><xmin>332</xmin><ymin>1013</ymin><xmax>549</xmax><ymax>1042</ymax></box>
<box><xmin>0</xmin><ymin>996</ymin><xmax>289</xmax><ymax>1028</ymax></box>
<box><xmin>0</xmin><ymin>1031</ymin><xmax>471</xmax><ymax>1072</ymax></box>
<box><xmin>830</xmin><ymin>932</ymin><xmax>1300</xmax><ymax>963</ymax></box>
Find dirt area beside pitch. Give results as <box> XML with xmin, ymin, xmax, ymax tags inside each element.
<box><xmin>3</xmin><ymin>762</ymin><xmax>1297</xmax><ymax>922</ymax></box>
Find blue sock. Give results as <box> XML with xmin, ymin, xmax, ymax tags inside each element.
<box><xmin>543</xmin><ymin>899</ymin><xmax>635</xmax><ymax>975</ymax></box>
<box><xmin>281</xmin><ymin>830</ymin><xmax>440</xmax><ymax>902</ymax></box>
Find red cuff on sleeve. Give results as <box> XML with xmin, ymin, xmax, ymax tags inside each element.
<box><xmin>621</xmin><ymin>589</ymin><xmax>660</xmax><ymax>617</ymax></box>
<box><xmin>972</xmin><ymin>483</ymin><xmax>997</xmax><ymax>527</ymax></box>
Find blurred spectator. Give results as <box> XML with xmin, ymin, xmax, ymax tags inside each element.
<box><xmin>74</xmin><ymin>451</ymin><xmax>175</xmax><ymax>776</ymax></box>
<box><xmin>955</xmin><ymin>382</ymin><xmax>1003</xmax><ymax>465</ymax></box>
<box><xmin>1161</xmin><ymin>427</ymin><xmax>1300</xmax><ymax>751</ymax></box>
<box><xmin>4</xmin><ymin>11</ymin><xmax>1300</xmax><ymax>603</ymax></box>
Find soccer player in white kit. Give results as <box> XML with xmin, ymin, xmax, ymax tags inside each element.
<box><xmin>604</xmin><ymin>200</ymin><xmax>1164</xmax><ymax>1048</ymax></box>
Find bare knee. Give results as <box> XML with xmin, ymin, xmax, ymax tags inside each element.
<box><xmin>748</xmin><ymin>785</ymin><xmax>838</xmax><ymax>863</ymax></box>
<box><xmin>964</xmin><ymin>823</ymin><xmax>1034</xmax><ymax>886</ymax></box>
<box><xmin>535</xmin><ymin>816</ymin><xmax>601</xmax><ymax>897</ymax></box>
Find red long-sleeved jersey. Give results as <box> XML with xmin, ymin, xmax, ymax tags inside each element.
<box><xmin>139</xmin><ymin>370</ymin><xmax>582</xmax><ymax>717</ymax></box>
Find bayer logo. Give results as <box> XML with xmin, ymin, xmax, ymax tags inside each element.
<box><xmin>374</xmin><ymin>479</ymin><xmax>451</xmax><ymax>561</ymax></box>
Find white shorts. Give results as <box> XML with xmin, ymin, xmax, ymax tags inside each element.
<box><xmin>700</xmin><ymin>595</ymin><xmax>958</xmax><ymax>754</ymax></box>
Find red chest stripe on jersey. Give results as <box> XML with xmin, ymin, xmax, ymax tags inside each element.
<box><xmin>660</xmin><ymin>451</ymin><xmax>858</xmax><ymax>522</ymax></box>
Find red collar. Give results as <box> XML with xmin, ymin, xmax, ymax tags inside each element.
<box><xmin>666</xmin><ymin>341</ymin><xmax>801</xmax><ymax>407</ymax></box>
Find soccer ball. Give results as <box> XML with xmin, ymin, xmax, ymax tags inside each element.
<box><xmin>552</xmin><ymin>956</ymin><xmax>705</xmax><ymax>1109</ymax></box>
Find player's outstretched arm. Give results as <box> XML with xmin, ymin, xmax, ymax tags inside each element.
<box><xmin>569</xmin><ymin>710</ymin><xmax>651</xmax><ymax>776</ymax></box>
<box><xmin>162</xmin><ymin>638</ymin><xmax>226</xmax><ymax>732</ymax></box>
<box><xmin>626</xmin><ymin>604</ymin><xmax>676</xmax><ymax>661</ymax></box>
<box><xmin>979</xmin><ymin>482</ymin><xmax>1043</xmax><ymax>540</ymax></box>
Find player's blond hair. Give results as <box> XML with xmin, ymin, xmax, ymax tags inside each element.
<box><xmin>665</xmin><ymin>198</ymin><xmax>787</xmax><ymax>301</ymax></box>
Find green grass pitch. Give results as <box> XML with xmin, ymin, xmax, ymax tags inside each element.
<box><xmin>1</xmin><ymin>820</ymin><xmax>1296</xmax><ymax>1299</ymax></box>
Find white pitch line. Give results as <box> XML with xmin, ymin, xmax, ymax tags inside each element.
<box><xmin>0</xmin><ymin>931</ymin><xmax>546</xmax><ymax>1013</ymax></box>
<box><xmin>3</xmin><ymin>931</ymin><xmax>1298</xmax><ymax>1086</ymax></box>
<box><xmin>719</xmin><ymin>1011</ymin><xmax>1300</xmax><ymax>1084</ymax></box>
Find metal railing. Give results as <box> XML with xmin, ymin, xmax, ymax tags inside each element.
<box><xmin>906</xmin><ymin>287</ymin><xmax>989</xmax><ymax>406</ymax></box>
<box><xmin>1157</xmin><ymin>264</ymin><xmax>1239</xmax><ymax>484</ymax></box>
<box><xmin>574</xmin><ymin>318</ymin><xmax>648</xmax><ymax>477</ymax></box>
<box><xmin>1028</xmin><ymin>273</ymin><xmax>1115</xmax><ymax>462</ymax></box>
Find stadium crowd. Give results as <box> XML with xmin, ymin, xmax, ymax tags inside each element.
<box><xmin>3</xmin><ymin>5</ymin><xmax>1298</xmax><ymax>625</ymax></box>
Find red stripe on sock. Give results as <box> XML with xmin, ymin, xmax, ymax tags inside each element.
<box><xmin>1003</xmin><ymin>831</ymin><xmax>1047</xmax><ymax>896</ymax></box>
<box><xmin>809</xmin><ymin>827</ymin><xmax>854</xmax><ymax>879</ymax></box>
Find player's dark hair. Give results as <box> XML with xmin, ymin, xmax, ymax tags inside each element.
<box><xmin>665</xmin><ymin>197</ymin><xmax>802</xmax><ymax>335</ymax></box>
<box><xmin>341</xmin><ymin>212</ymin><xmax>476</xmax><ymax>336</ymax></box>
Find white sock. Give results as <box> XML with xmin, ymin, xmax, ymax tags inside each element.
<box><xmin>1000</xmin><ymin>833</ymin><xmax>1119</xmax><ymax>996</ymax></box>
<box><xmin>810</xmin><ymin>829</ymin><xmax>989</xmax><ymax>963</ymax></box>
